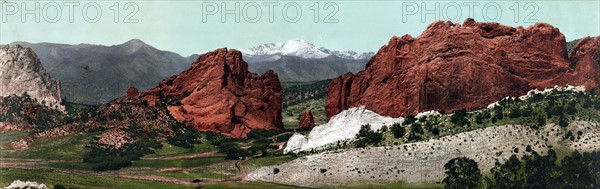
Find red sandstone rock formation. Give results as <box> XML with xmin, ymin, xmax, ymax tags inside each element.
<box><xmin>327</xmin><ymin>19</ymin><xmax>600</xmax><ymax>118</ymax></box>
<box><xmin>143</xmin><ymin>48</ymin><xmax>283</xmax><ymax>138</ymax></box>
<box><xmin>298</xmin><ymin>111</ymin><xmax>315</xmax><ymax>130</ymax></box>
<box><xmin>127</xmin><ymin>86</ymin><xmax>139</xmax><ymax>98</ymax></box>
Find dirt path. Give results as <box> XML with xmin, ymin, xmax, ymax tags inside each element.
<box><xmin>141</xmin><ymin>152</ymin><xmax>220</xmax><ymax>160</ymax></box>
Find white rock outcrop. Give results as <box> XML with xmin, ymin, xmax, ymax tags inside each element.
<box><xmin>0</xmin><ymin>45</ymin><xmax>64</xmax><ymax>111</ymax></box>
<box><xmin>3</xmin><ymin>180</ymin><xmax>48</xmax><ymax>189</ymax></box>
<box><xmin>284</xmin><ymin>106</ymin><xmax>404</xmax><ymax>154</ymax></box>
<box><xmin>487</xmin><ymin>85</ymin><xmax>586</xmax><ymax>109</ymax></box>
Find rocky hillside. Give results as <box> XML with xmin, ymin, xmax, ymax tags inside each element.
<box><xmin>0</xmin><ymin>45</ymin><xmax>64</xmax><ymax>111</ymax></box>
<box><xmin>327</xmin><ymin>19</ymin><xmax>600</xmax><ymax>118</ymax></box>
<box><xmin>0</xmin><ymin>94</ymin><xmax>67</xmax><ymax>134</ymax></box>
<box><xmin>11</xmin><ymin>40</ymin><xmax>199</xmax><ymax>105</ymax></box>
<box><xmin>253</xmin><ymin>84</ymin><xmax>600</xmax><ymax>187</ymax></box>
<box><xmin>143</xmin><ymin>48</ymin><xmax>283</xmax><ymax>138</ymax></box>
<box><xmin>247</xmin><ymin>121</ymin><xmax>600</xmax><ymax>187</ymax></box>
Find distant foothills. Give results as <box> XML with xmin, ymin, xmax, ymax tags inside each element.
<box><xmin>8</xmin><ymin>39</ymin><xmax>373</xmax><ymax>105</ymax></box>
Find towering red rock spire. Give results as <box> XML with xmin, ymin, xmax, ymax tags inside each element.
<box><xmin>143</xmin><ymin>48</ymin><xmax>283</xmax><ymax>138</ymax></box>
<box><xmin>327</xmin><ymin>19</ymin><xmax>600</xmax><ymax>118</ymax></box>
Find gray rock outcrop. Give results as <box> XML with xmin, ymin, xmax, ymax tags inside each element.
<box><xmin>0</xmin><ymin>45</ymin><xmax>64</xmax><ymax>111</ymax></box>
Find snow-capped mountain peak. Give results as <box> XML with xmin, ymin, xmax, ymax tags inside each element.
<box><xmin>240</xmin><ymin>39</ymin><xmax>373</xmax><ymax>62</ymax></box>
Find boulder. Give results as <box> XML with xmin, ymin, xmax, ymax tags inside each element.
<box><xmin>298</xmin><ymin>111</ymin><xmax>315</xmax><ymax>130</ymax></box>
<box><xmin>126</xmin><ymin>86</ymin><xmax>139</xmax><ymax>98</ymax></box>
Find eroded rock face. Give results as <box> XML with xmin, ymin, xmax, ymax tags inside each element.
<box><xmin>298</xmin><ymin>111</ymin><xmax>315</xmax><ymax>130</ymax></box>
<box><xmin>327</xmin><ymin>19</ymin><xmax>600</xmax><ymax>118</ymax></box>
<box><xmin>0</xmin><ymin>45</ymin><xmax>64</xmax><ymax>111</ymax></box>
<box><xmin>143</xmin><ymin>48</ymin><xmax>283</xmax><ymax>138</ymax></box>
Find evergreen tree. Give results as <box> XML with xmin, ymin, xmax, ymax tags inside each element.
<box><xmin>443</xmin><ymin>157</ymin><xmax>482</xmax><ymax>189</ymax></box>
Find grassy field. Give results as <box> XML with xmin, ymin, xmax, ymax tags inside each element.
<box><xmin>132</xmin><ymin>170</ymin><xmax>230</xmax><ymax>180</ymax></box>
<box><xmin>130</xmin><ymin>157</ymin><xmax>227</xmax><ymax>169</ymax></box>
<box><xmin>0</xmin><ymin>133</ymin><xmax>93</xmax><ymax>160</ymax></box>
<box><xmin>0</xmin><ymin>168</ymin><xmax>193</xmax><ymax>189</ymax></box>
<box><xmin>0</xmin><ymin>131</ymin><xmax>29</xmax><ymax>143</ymax></box>
<box><xmin>145</xmin><ymin>143</ymin><xmax>218</xmax><ymax>158</ymax></box>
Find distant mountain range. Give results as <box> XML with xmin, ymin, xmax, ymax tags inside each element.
<box><xmin>11</xmin><ymin>39</ymin><xmax>199</xmax><ymax>104</ymax></box>
<box><xmin>240</xmin><ymin>39</ymin><xmax>373</xmax><ymax>62</ymax></box>
<box><xmin>241</xmin><ymin>39</ymin><xmax>373</xmax><ymax>82</ymax></box>
<box><xmin>11</xmin><ymin>39</ymin><xmax>372</xmax><ymax>104</ymax></box>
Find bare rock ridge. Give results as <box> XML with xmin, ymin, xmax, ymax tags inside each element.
<box><xmin>327</xmin><ymin>19</ymin><xmax>600</xmax><ymax>118</ymax></box>
<box><xmin>0</xmin><ymin>45</ymin><xmax>64</xmax><ymax>111</ymax></box>
<box><xmin>298</xmin><ymin>111</ymin><xmax>315</xmax><ymax>130</ymax></box>
<box><xmin>143</xmin><ymin>48</ymin><xmax>283</xmax><ymax>138</ymax></box>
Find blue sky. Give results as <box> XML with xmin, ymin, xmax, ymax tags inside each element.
<box><xmin>1</xmin><ymin>0</ymin><xmax>599</xmax><ymax>56</ymax></box>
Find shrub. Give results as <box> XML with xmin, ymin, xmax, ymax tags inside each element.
<box><xmin>509</xmin><ymin>107</ymin><xmax>522</xmax><ymax>118</ymax></box>
<box><xmin>475</xmin><ymin>113</ymin><xmax>484</xmax><ymax>124</ymax></box>
<box><xmin>219</xmin><ymin>142</ymin><xmax>249</xmax><ymax>160</ymax></box>
<box><xmin>564</xmin><ymin>131</ymin><xmax>575</xmax><ymax>141</ymax></box>
<box><xmin>380</xmin><ymin>125</ymin><xmax>388</xmax><ymax>133</ymax></box>
<box><xmin>535</xmin><ymin>115</ymin><xmax>546</xmax><ymax>129</ymax></box>
<box><xmin>431</xmin><ymin>127</ymin><xmax>441</xmax><ymax>136</ymax></box>
<box><xmin>410</xmin><ymin>123</ymin><xmax>423</xmax><ymax>135</ymax></box>
<box><xmin>403</xmin><ymin>115</ymin><xmax>416</xmax><ymax>125</ymax></box>
<box><xmin>450</xmin><ymin>109</ymin><xmax>469</xmax><ymax>126</ymax></box>
<box><xmin>203</xmin><ymin>132</ymin><xmax>234</xmax><ymax>145</ymax></box>
<box><xmin>391</xmin><ymin>123</ymin><xmax>405</xmax><ymax>138</ymax></box>
<box><xmin>275</xmin><ymin>133</ymin><xmax>293</xmax><ymax>143</ymax></box>
<box><xmin>559</xmin><ymin>116</ymin><xmax>568</xmax><ymax>128</ymax></box>
<box><xmin>246</xmin><ymin>129</ymin><xmax>281</xmax><ymax>140</ymax></box>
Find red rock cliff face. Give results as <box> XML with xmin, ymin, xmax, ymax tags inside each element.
<box><xmin>143</xmin><ymin>48</ymin><xmax>283</xmax><ymax>138</ymax></box>
<box><xmin>327</xmin><ymin>19</ymin><xmax>600</xmax><ymax>118</ymax></box>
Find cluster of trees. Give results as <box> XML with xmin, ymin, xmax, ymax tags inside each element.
<box><xmin>83</xmin><ymin>125</ymin><xmax>163</xmax><ymax>171</ymax></box>
<box><xmin>281</xmin><ymin>79</ymin><xmax>330</xmax><ymax>108</ymax></box>
<box><xmin>339</xmin><ymin>90</ymin><xmax>600</xmax><ymax>152</ymax></box>
<box><xmin>166</xmin><ymin>122</ymin><xmax>200</xmax><ymax>148</ymax></box>
<box><xmin>83</xmin><ymin>123</ymin><xmax>204</xmax><ymax>171</ymax></box>
<box><xmin>354</xmin><ymin>124</ymin><xmax>383</xmax><ymax>148</ymax></box>
<box><xmin>464</xmin><ymin>90</ymin><xmax>600</xmax><ymax>131</ymax></box>
<box><xmin>443</xmin><ymin>150</ymin><xmax>600</xmax><ymax>189</ymax></box>
<box><xmin>205</xmin><ymin>129</ymin><xmax>282</xmax><ymax>160</ymax></box>
<box><xmin>0</xmin><ymin>94</ymin><xmax>69</xmax><ymax>131</ymax></box>
<box><xmin>400</xmin><ymin>115</ymin><xmax>442</xmax><ymax>142</ymax></box>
